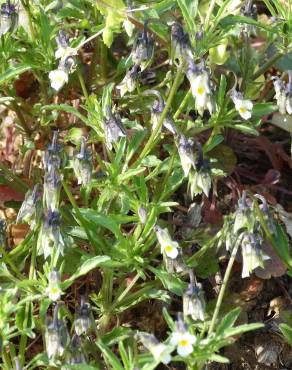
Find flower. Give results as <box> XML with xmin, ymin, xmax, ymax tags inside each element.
<box><xmin>138</xmin><ymin>333</ymin><xmax>172</xmax><ymax>364</ymax></box>
<box><xmin>73</xmin><ymin>138</ymin><xmax>92</xmax><ymax>186</ymax></box>
<box><xmin>46</xmin><ymin>269</ymin><xmax>62</xmax><ymax>301</ymax></box>
<box><xmin>0</xmin><ymin>0</ymin><xmax>17</xmax><ymax>36</ymax></box>
<box><xmin>272</xmin><ymin>72</ymin><xmax>292</xmax><ymax>115</ymax></box>
<box><xmin>230</xmin><ymin>90</ymin><xmax>253</xmax><ymax>120</ymax></box>
<box><xmin>241</xmin><ymin>232</ymin><xmax>270</xmax><ymax>278</ymax></box>
<box><xmin>16</xmin><ymin>184</ymin><xmax>42</xmax><ymax>226</ymax></box>
<box><xmin>104</xmin><ymin>107</ymin><xmax>126</xmax><ymax>150</ymax></box>
<box><xmin>177</xmin><ymin>134</ymin><xmax>196</xmax><ymax>177</ymax></box>
<box><xmin>138</xmin><ymin>205</ymin><xmax>147</xmax><ymax>224</ymax></box>
<box><xmin>37</xmin><ymin>209</ymin><xmax>64</xmax><ymax>259</ymax></box>
<box><xmin>74</xmin><ymin>298</ymin><xmax>93</xmax><ymax>336</ymax></box>
<box><xmin>49</xmin><ymin>69</ymin><xmax>69</xmax><ymax>91</ymax></box>
<box><xmin>186</xmin><ymin>61</ymin><xmax>215</xmax><ymax>116</ymax></box>
<box><xmin>45</xmin><ymin>304</ymin><xmax>69</xmax><ymax>360</ymax></box>
<box><xmin>154</xmin><ymin>225</ymin><xmax>179</xmax><ymax>259</ymax></box>
<box><xmin>117</xmin><ymin>64</ymin><xmax>140</xmax><ymax>97</ymax></box>
<box><xmin>44</xmin><ymin>164</ymin><xmax>61</xmax><ymax>212</ymax></box>
<box><xmin>131</xmin><ymin>21</ymin><xmax>154</xmax><ymax>71</ymax></box>
<box><xmin>183</xmin><ymin>281</ymin><xmax>205</xmax><ymax>321</ymax></box>
<box><xmin>171</xmin><ymin>22</ymin><xmax>192</xmax><ymax>64</ymax></box>
<box><xmin>55</xmin><ymin>30</ymin><xmax>77</xmax><ymax>61</ymax></box>
<box><xmin>170</xmin><ymin>317</ymin><xmax>196</xmax><ymax>357</ymax></box>
<box><xmin>64</xmin><ymin>335</ymin><xmax>87</xmax><ymax>367</ymax></box>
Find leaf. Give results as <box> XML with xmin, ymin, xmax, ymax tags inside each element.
<box><xmin>224</xmin><ymin>323</ymin><xmax>264</xmax><ymax>338</ymax></box>
<box><xmin>96</xmin><ymin>341</ymin><xmax>124</xmax><ymax>370</ymax></box>
<box><xmin>177</xmin><ymin>0</ymin><xmax>198</xmax><ymax>32</ymax></box>
<box><xmin>96</xmin><ymin>0</ymin><xmax>126</xmax><ymax>47</ymax></box>
<box><xmin>63</xmin><ymin>255</ymin><xmax>111</xmax><ymax>289</ymax></box>
<box><xmin>217</xmin><ymin>74</ymin><xmax>227</xmax><ymax>107</ymax></box>
<box><xmin>148</xmin><ymin>266</ymin><xmax>187</xmax><ymax>296</ymax></box>
<box><xmin>216</xmin><ymin>307</ymin><xmax>241</xmax><ymax>336</ymax></box>
<box><xmin>233</xmin><ymin>124</ymin><xmax>259</xmax><ymax>136</ymax></box>
<box><xmin>204</xmin><ymin>134</ymin><xmax>224</xmax><ymax>153</ymax></box>
<box><xmin>209</xmin><ymin>354</ymin><xmax>230</xmax><ymax>363</ymax></box>
<box><xmin>64</xmin><ymin>128</ymin><xmax>84</xmax><ymax>144</ymax></box>
<box><xmin>42</xmin><ymin>104</ymin><xmax>90</xmax><ymax>126</ymax></box>
<box><xmin>254</xmin><ymin>242</ymin><xmax>287</xmax><ymax>279</ymax></box>
<box><xmin>79</xmin><ymin>209</ymin><xmax>123</xmax><ymax>239</ymax></box>
<box><xmin>272</xmin><ymin>224</ymin><xmax>292</xmax><ymax>269</ymax></box>
<box><xmin>252</xmin><ymin>103</ymin><xmax>278</xmax><ymax>118</ymax></box>
<box><xmin>0</xmin><ymin>64</ymin><xmax>34</xmax><ymax>85</ymax></box>
<box><xmin>279</xmin><ymin>323</ymin><xmax>292</xmax><ymax>346</ymax></box>
<box><xmin>64</xmin><ymin>366</ymin><xmax>100</xmax><ymax>370</ymax></box>
<box><xmin>209</xmin><ymin>144</ymin><xmax>237</xmax><ymax>174</ymax></box>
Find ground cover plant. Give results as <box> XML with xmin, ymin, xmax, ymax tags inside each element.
<box><xmin>0</xmin><ymin>0</ymin><xmax>292</xmax><ymax>369</ymax></box>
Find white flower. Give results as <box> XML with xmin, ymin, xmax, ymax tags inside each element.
<box><xmin>49</xmin><ymin>69</ymin><xmax>69</xmax><ymax>91</ymax></box>
<box><xmin>154</xmin><ymin>226</ymin><xmax>179</xmax><ymax>259</ymax></box>
<box><xmin>231</xmin><ymin>91</ymin><xmax>253</xmax><ymax>120</ymax></box>
<box><xmin>241</xmin><ymin>233</ymin><xmax>270</xmax><ymax>278</ymax></box>
<box><xmin>234</xmin><ymin>98</ymin><xmax>253</xmax><ymax>120</ymax></box>
<box><xmin>46</xmin><ymin>269</ymin><xmax>62</xmax><ymax>301</ymax></box>
<box><xmin>55</xmin><ymin>46</ymin><xmax>77</xmax><ymax>61</ymax></box>
<box><xmin>151</xmin><ymin>343</ymin><xmax>172</xmax><ymax>364</ymax></box>
<box><xmin>186</xmin><ymin>65</ymin><xmax>215</xmax><ymax>116</ymax></box>
<box><xmin>170</xmin><ymin>330</ymin><xmax>196</xmax><ymax>357</ymax></box>
<box><xmin>177</xmin><ymin>135</ymin><xmax>195</xmax><ymax>177</ymax></box>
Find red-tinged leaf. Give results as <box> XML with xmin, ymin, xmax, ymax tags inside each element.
<box><xmin>0</xmin><ymin>185</ymin><xmax>24</xmax><ymax>202</ymax></box>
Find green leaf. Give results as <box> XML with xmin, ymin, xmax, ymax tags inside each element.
<box><xmin>233</xmin><ymin>124</ymin><xmax>259</xmax><ymax>136</ymax></box>
<box><xmin>64</xmin><ymin>366</ymin><xmax>100</xmax><ymax>370</ymax></box>
<box><xmin>64</xmin><ymin>128</ymin><xmax>84</xmax><ymax>144</ymax></box>
<box><xmin>96</xmin><ymin>341</ymin><xmax>124</xmax><ymax>370</ymax></box>
<box><xmin>177</xmin><ymin>0</ymin><xmax>198</xmax><ymax>32</ymax></box>
<box><xmin>217</xmin><ymin>74</ymin><xmax>227</xmax><ymax>107</ymax></box>
<box><xmin>216</xmin><ymin>307</ymin><xmax>241</xmax><ymax>336</ymax></box>
<box><xmin>148</xmin><ymin>267</ymin><xmax>187</xmax><ymax>296</ymax></box>
<box><xmin>63</xmin><ymin>255</ymin><xmax>111</xmax><ymax>289</ymax></box>
<box><xmin>279</xmin><ymin>323</ymin><xmax>292</xmax><ymax>346</ymax></box>
<box><xmin>252</xmin><ymin>103</ymin><xmax>278</xmax><ymax>118</ymax></box>
<box><xmin>204</xmin><ymin>134</ymin><xmax>224</xmax><ymax>153</ymax></box>
<box><xmin>209</xmin><ymin>354</ymin><xmax>230</xmax><ymax>364</ymax></box>
<box><xmin>79</xmin><ymin>209</ymin><xmax>123</xmax><ymax>239</ymax></box>
<box><xmin>162</xmin><ymin>307</ymin><xmax>175</xmax><ymax>330</ymax></box>
<box><xmin>0</xmin><ymin>64</ymin><xmax>33</xmax><ymax>85</ymax></box>
<box><xmin>96</xmin><ymin>0</ymin><xmax>126</xmax><ymax>47</ymax></box>
<box><xmin>224</xmin><ymin>323</ymin><xmax>264</xmax><ymax>338</ymax></box>
<box><xmin>42</xmin><ymin>104</ymin><xmax>90</xmax><ymax>126</ymax></box>
<box><xmin>272</xmin><ymin>224</ymin><xmax>292</xmax><ymax>269</ymax></box>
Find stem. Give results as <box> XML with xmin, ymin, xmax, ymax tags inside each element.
<box><xmin>11</xmin><ymin>100</ymin><xmax>31</xmax><ymax>136</ymax></box>
<box><xmin>100</xmin><ymin>41</ymin><xmax>108</xmax><ymax>81</ymax></box>
<box><xmin>173</xmin><ymin>88</ymin><xmax>191</xmax><ymax>120</ymax></box>
<box><xmin>137</xmin><ymin>65</ymin><xmax>184</xmax><ymax>163</ymax></box>
<box><xmin>205</xmin><ymin>0</ymin><xmax>216</xmax><ymax>31</ymax></box>
<box><xmin>208</xmin><ymin>235</ymin><xmax>242</xmax><ymax>335</ymax></box>
<box><xmin>111</xmin><ymin>273</ymin><xmax>140</xmax><ymax>310</ymax></box>
<box><xmin>253</xmin><ymin>52</ymin><xmax>283</xmax><ymax>80</ymax></box>
<box><xmin>18</xmin><ymin>241</ymin><xmax>37</xmax><ymax>365</ymax></box>
<box><xmin>77</xmin><ymin>68</ymin><xmax>89</xmax><ymax>100</ymax></box>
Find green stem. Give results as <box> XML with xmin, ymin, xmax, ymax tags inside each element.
<box><xmin>111</xmin><ymin>273</ymin><xmax>140</xmax><ymax>310</ymax></box>
<box><xmin>137</xmin><ymin>65</ymin><xmax>185</xmax><ymax>163</ymax></box>
<box><xmin>18</xmin><ymin>241</ymin><xmax>37</xmax><ymax>365</ymax></box>
<box><xmin>11</xmin><ymin>100</ymin><xmax>31</xmax><ymax>136</ymax></box>
<box><xmin>173</xmin><ymin>88</ymin><xmax>191</xmax><ymax>120</ymax></box>
<box><xmin>77</xmin><ymin>68</ymin><xmax>89</xmax><ymax>100</ymax></box>
<box><xmin>87</xmin><ymin>40</ymin><xmax>100</xmax><ymax>88</ymax></box>
<box><xmin>253</xmin><ymin>52</ymin><xmax>283</xmax><ymax>80</ymax></box>
<box><xmin>100</xmin><ymin>41</ymin><xmax>108</xmax><ymax>81</ymax></box>
<box><xmin>208</xmin><ymin>235</ymin><xmax>242</xmax><ymax>335</ymax></box>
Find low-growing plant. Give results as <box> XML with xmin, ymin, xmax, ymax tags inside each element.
<box><xmin>0</xmin><ymin>0</ymin><xmax>292</xmax><ymax>369</ymax></box>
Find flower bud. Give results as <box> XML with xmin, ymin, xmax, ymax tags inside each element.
<box><xmin>16</xmin><ymin>184</ymin><xmax>42</xmax><ymax>225</ymax></box>
<box><xmin>138</xmin><ymin>332</ymin><xmax>172</xmax><ymax>364</ymax></box>
<box><xmin>132</xmin><ymin>20</ymin><xmax>154</xmax><ymax>71</ymax></box>
<box><xmin>45</xmin><ymin>304</ymin><xmax>69</xmax><ymax>360</ymax></box>
<box><xmin>104</xmin><ymin>107</ymin><xmax>126</xmax><ymax>150</ymax></box>
<box><xmin>183</xmin><ymin>281</ymin><xmax>205</xmax><ymax>321</ymax></box>
<box><xmin>74</xmin><ymin>298</ymin><xmax>93</xmax><ymax>336</ymax></box>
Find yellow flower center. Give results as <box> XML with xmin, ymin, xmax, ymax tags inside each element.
<box><xmin>239</xmin><ymin>106</ymin><xmax>247</xmax><ymax>113</ymax></box>
<box><xmin>179</xmin><ymin>339</ymin><xmax>189</xmax><ymax>347</ymax></box>
<box><xmin>165</xmin><ymin>245</ymin><xmax>173</xmax><ymax>252</ymax></box>
<box><xmin>197</xmin><ymin>86</ymin><xmax>205</xmax><ymax>95</ymax></box>
<box><xmin>50</xmin><ymin>287</ymin><xmax>60</xmax><ymax>294</ymax></box>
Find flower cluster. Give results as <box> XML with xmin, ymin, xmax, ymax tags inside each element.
<box><xmin>45</xmin><ymin>298</ymin><xmax>93</xmax><ymax>365</ymax></box>
<box><xmin>226</xmin><ymin>191</ymin><xmax>273</xmax><ymax>278</ymax></box>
